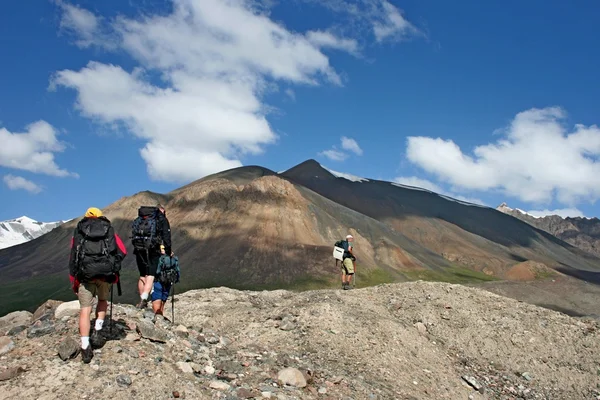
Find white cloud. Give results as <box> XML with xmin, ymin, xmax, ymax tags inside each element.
<box><xmin>393</xmin><ymin>176</ymin><xmax>486</xmax><ymax>206</ymax></box>
<box><xmin>285</xmin><ymin>88</ymin><xmax>296</xmax><ymax>101</ymax></box>
<box><xmin>0</xmin><ymin>121</ymin><xmax>76</xmax><ymax>177</ymax></box>
<box><xmin>526</xmin><ymin>208</ymin><xmax>585</xmax><ymax>219</ymax></box>
<box><xmin>56</xmin><ymin>0</ymin><xmax>106</xmax><ymax>49</ymax></box>
<box><xmin>303</xmin><ymin>0</ymin><xmax>419</xmax><ymax>43</ymax></box>
<box><xmin>306</xmin><ymin>30</ymin><xmax>360</xmax><ymax>55</ymax></box>
<box><xmin>373</xmin><ymin>1</ymin><xmax>417</xmax><ymax>42</ymax></box>
<box><xmin>319</xmin><ymin>136</ymin><xmax>363</xmax><ymax>161</ymax></box>
<box><xmin>319</xmin><ymin>149</ymin><xmax>347</xmax><ymax>162</ymax></box>
<box><xmin>3</xmin><ymin>175</ymin><xmax>42</xmax><ymax>194</ymax></box>
<box><xmin>341</xmin><ymin>136</ymin><xmax>363</xmax><ymax>155</ymax></box>
<box><xmin>51</xmin><ymin>0</ymin><xmax>376</xmax><ymax>183</ymax></box>
<box><xmin>406</xmin><ymin>107</ymin><xmax>600</xmax><ymax>207</ymax></box>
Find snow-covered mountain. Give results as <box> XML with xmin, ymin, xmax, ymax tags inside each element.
<box><xmin>496</xmin><ymin>202</ymin><xmax>600</xmax><ymax>258</ymax></box>
<box><xmin>0</xmin><ymin>216</ymin><xmax>69</xmax><ymax>250</ymax></box>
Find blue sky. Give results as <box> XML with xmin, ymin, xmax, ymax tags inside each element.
<box><xmin>1</xmin><ymin>0</ymin><xmax>599</xmax><ymax>222</ymax></box>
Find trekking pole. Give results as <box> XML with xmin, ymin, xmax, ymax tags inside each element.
<box><xmin>171</xmin><ymin>283</ymin><xmax>175</xmax><ymax>324</ymax></box>
<box><xmin>110</xmin><ymin>284</ymin><xmax>114</xmax><ymax>335</ymax></box>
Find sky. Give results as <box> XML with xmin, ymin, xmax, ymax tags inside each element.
<box><xmin>1</xmin><ymin>0</ymin><xmax>599</xmax><ymax>222</ymax></box>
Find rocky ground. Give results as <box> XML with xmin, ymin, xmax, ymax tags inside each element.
<box><xmin>1</xmin><ymin>282</ymin><xmax>599</xmax><ymax>399</ymax></box>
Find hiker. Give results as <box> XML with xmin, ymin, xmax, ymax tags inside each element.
<box><xmin>68</xmin><ymin>207</ymin><xmax>126</xmax><ymax>363</ymax></box>
<box><xmin>338</xmin><ymin>234</ymin><xmax>356</xmax><ymax>290</ymax></box>
<box><xmin>131</xmin><ymin>203</ymin><xmax>172</xmax><ymax>309</ymax></box>
<box><xmin>151</xmin><ymin>244</ymin><xmax>180</xmax><ymax>321</ymax></box>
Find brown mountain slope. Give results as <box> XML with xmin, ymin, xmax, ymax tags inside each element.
<box><xmin>497</xmin><ymin>202</ymin><xmax>600</xmax><ymax>258</ymax></box>
<box><xmin>0</xmin><ymin>166</ymin><xmax>473</xmax><ymax>316</ymax></box>
<box><xmin>280</xmin><ymin>160</ymin><xmax>600</xmax><ymax>278</ymax></box>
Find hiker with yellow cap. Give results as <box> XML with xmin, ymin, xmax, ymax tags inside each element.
<box><xmin>68</xmin><ymin>207</ymin><xmax>127</xmax><ymax>363</ymax></box>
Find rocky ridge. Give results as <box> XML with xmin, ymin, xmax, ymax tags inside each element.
<box><xmin>1</xmin><ymin>282</ymin><xmax>600</xmax><ymax>399</ymax></box>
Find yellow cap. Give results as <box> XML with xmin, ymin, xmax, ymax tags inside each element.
<box><xmin>85</xmin><ymin>207</ymin><xmax>103</xmax><ymax>218</ymax></box>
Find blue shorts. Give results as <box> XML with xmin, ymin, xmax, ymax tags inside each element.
<box><xmin>151</xmin><ymin>281</ymin><xmax>172</xmax><ymax>302</ymax></box>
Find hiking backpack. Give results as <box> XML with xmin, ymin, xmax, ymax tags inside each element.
<box><xmin>333</xmin><ymin>239</ymin><xmax>347</xmax><ymax>261</ymax></box>
<box><xmin>157</xmin><ymin>255</ymin><xmax>180</xmax><ymax>285</ymax></box>
<box><xmin>131</xmin><ymin>206</ymin><xmax>160</xmax><ymax>251</ymax></box>
<box><xmin>74</xmin><ymin>218</ymin><xmax>115</xmax><ymax>281</ymax></box>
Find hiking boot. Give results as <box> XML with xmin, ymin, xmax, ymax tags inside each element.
<box><xmin>81</xmin><ymin>346</ymin><xmax>93</xmax><ymax>364</ymax></box>
<box><xmin>136</xmin><ymin>299</ymin><xmax>148</xmax><ymax>309</ymax></box>
<box><xmin>90</xmin><ymin>329</ymin><xmax>106</xmax><ymax>349</ymax></box>
<box><xmin>342</xmin><ymin>284</ymin><xmax>349</xmax><ymax>290</ymax></box>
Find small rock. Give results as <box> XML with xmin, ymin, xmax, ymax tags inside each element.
<box><xmin>462</xmin><ymin>376</ymin><xmax>481</xmax><ymax>391</ymax></box>
<box><xmin>205</xmin><ymin>365</ymin><xmax>216</xmax><ymax>374</ymax></box>
<box><xmin>332</xmin><ymin>376</ymin><xmax>344</xmax><ymax>384</ymax></box>
<box><xmin>206</xmin><ymin>335</ymin><xmax>220</xmax><ymax>344</ymax></box>
<box><xmin>277</xmin><ymin>367</ymin><xmax>307</xmax><ymax>388</ymax></box>
<box><xmin>210</xmin><ymin>380</ymin><xmax>231</xmax><ymax>391</ymax></box>
<box><xmin>125</xmin><ymin>333</ymin><xmax>140</xmax><ymax>341</ymax></box>
<box><xmin>261</xmin><ymin>392</ymin><xmax>272</xmax><ymax>398</ymax></box>
<box><xmin>414</xmin><ymin>322</ymin><xmax>427</xmax><ymax>335</ymax></box>
<box><xmin>279</xmin><ymin>321</ymin><xmax>296</xmax><ymax>331</ymax></box>
<box><xmin>173</xmin><ymin>391</ymin><xmax>180</xmax><ymax>398</ymax></box>
<box><xmin>174</xmin><ymin>325</ymin><xmax>189</xmax><ymax>338</ymax></box>
<box><xmin>176</xmin><ymin>362</ymin><xmax>194</xmax><ymax>374</ymax></box>
<box><xmin>6</xmin><ymin>325</ymin><xmax>27</xmax><ymax>336</ymax></box>
<box><xmin>0</xmin><ymin>336</ymin><xmax>15</xmax><ymax>355</ymax></box>
<box><xmin>57</xmin><ymin>336</ymin><xmax>80</xmax><ymax>361</ymax></box>
<box><xmin>521</xmin><ymin>372</ymin><xmax>533</xmax><ymax>381</ymax></box>
<box><xmin>54</xmin><ymin>300</ymin><xmax>80</xmax><ymax>319</ymax></box>
<box><xmin>116</xmin><ymin>374</ymin><xmax>132</xmax><ymax>387</ymax></box>
<box><xmin>0</xmin><ymin>366</ymin><xmax>25</xmax><ymax>381</ymax></box>
<box><xmin>27</xmin><ymin>319</ymin><xmax>55</xmax><ymax>338</ymax></box>
<box><xmin>318</xmin><ymin>387</ymin><xmax>327</xmax><ymax>394</ymax></box>
<box><xmin>0</xmin><ymin>310</ymin><xmax>32</xmax><ymax>334</ymax></box>
<box><xmin>136</xmin><ymin>319</ymin><xmax>168</xmax><ymax>343</ymax></box>
<box><xmin>237</xmin><ymin>388</ymin><xmax>254</xmax><ymax>398</ymax></box>
<box><xmin>32</xmin><ymin>299</ymin><xmax>62</xmax><ymax>321</ymax></box>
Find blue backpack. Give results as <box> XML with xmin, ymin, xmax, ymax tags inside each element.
<box><xmin>157</xmin><ymin>255</ymin><xmax>180</xmax><ymax>284</ymax></box>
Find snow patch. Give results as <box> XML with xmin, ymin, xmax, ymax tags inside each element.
<box><xmin>437</xmin><ymin>194</ymin><xmax>489</xmax><ymax>208</ymax></box>
<box><xmin>390</xmin><ymin>182</ymin><xmax>433</xmax><ymax>193</ymax></box>
<box><xmin>0</xmin><ymin>216</ymin><xmax>68</xmax><ymax>250</ymax></box>
<box><xmin>321</xmin><ymin>165</ymin><xmax>369</xmax><ymax>183</ymax></box>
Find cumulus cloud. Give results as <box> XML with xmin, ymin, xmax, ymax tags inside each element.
<box><xmin>55</xmin><ymin>0</ymin><xmax>112</xmax><ymax>49</ymax></box>
<box><xmin>526</xmin><ymin>208</ymin><xmax>586</xmax><ymax>218</ymax></box>
<box><xmin>52</xmin><ymin>0</ymin><xmax>375</xmax><ymax>183</ymax></box>
<box><xmin>319</xmin><ymin>136</ymin><xmax>363</xmax><ymax>161</ymax></box>
<box><xmin>3</xmin><ymin>175</ymin><xmax>42</xmax><ymax>194</ymax></box>
<box><xmin>393</xmin><ymin>176</ymin><xmax>486</xmax><ymax>206</ymax></box>
<box><xmin>372</xmin><ymin>1</ymin><xmax>417</xmax><ymax>42</ymax></box>
<box><xmin>0</xmin><ymin>121</ymin><xmax>76</xmax><ymax>177</ymax></box>
<box><xmin>341</xmin><ymin>136</ymin><xmax>363</xmax><ymax>155</ymax></box>
<box><xmin>406</xmin><ymin>107</ymin><xmax>600</xmax><ymax>207</ymax></box>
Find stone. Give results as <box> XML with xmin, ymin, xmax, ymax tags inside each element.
<box><xmin>173</xmin><ymin>391</ymin><xmax>181</xmax><ymax>398</ymax></box>
<box><xmin>236</xmin><ymin>388</ymin><xmax>254</xmax><ymax>398</ymax></box>
<box><xmin>176</xmin><ymin>362</ymin><xmax>194</xmax><ymax>374</ymax></box>
<box><xmin>414</xmin><ymin>322</ymin><xmax>427</xmax><ymax>335</ymax></box>
<box><xmin>7</xmin><ymin>325</ymin><xmax>27</xmax><ymax>336</ymax></box>
<box><xmin>116</xmin><ymin>374</ymin><xmax>132</xmax><ymax>387</ymax></box>
<box><xmin>57</xmin><ymin>336</ymin><xmax>80</xmax><ymax>361</ymax></box>
<box><xmin>0</xmin><ymin>336</ymin><xmax>15</xmax><ymax>355</ymax></box>
<box><xmin>125</xmin><ymin>333</ymin><xmax>141</xmax><ymax>341</ymax></box>
<box><xmin>279</xmin><ymin>321</ymin><xmax>296</xmax><ymax>331</ymax></box>
<box><xmin>205</xmin><ymin>365</ymin><xmax>216</xmax><ymax>374</ymax></box>
<box><xmin>0</xmin><ymin>310</ymin><xmax>32</xmax><ymax>331</ymax></box>
<box><xmin>32</xmin><ymin>300</ymin><xmax>62</xmax><ymax>321</ymax></box>
<box><xmin>136</xmin><ymin>319</ymin><xmax>167</xmax><ymax>343</ymax></box>
<box><xmin>174</xmin><ymin>325</ymin><xmax>189</xmax><ymax>338</ymax></box>
<box><xmin>277</xmin><ymin>367</ymin><xmax>307</xmax><ymax>388</ymax></box>
<box><xmin>462</xmin><ymin>376</ymin><xmax>482</xmax><ymax>391</ymax></box>
<box><xmin>318</xmin><ymin>387</ymin><xmax>327</xmax><ymax>394</ymax></box>
<box><xmin>55</xmin><ymin>300</ymin><xmax>80</xmax><ymax>320</ymax></box>
<box><xmin>521</xmin><ymin>372</ymin><xmax>533</xmax><ymax>381</ymax></box>
<box><xmin>0</xmin><ymin>366</ymin><xmax>25</xmax><ymax>381</ymax></box>
<box><xmin>209</xmin><ymin>380</ymin><xmax>231</xmax><ymax>391</ymax></box>
<box><xmin>27</xmin><ymin>319</ymin><xmax>55</xmax><ymax>338</ymax></box>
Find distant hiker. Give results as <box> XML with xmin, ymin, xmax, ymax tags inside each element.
<box><xmin>68</xmin><ymin>207</ymin><xmax>127</xmax><ymax>364</ymax></box>
<box><xmin>334</xmin><ymin>234</ymin><xmax>356</xmax><ymax>290</ymax></box>
<box><xmin>131</xmin><ymin>203</ymin><xmax>172</xmax><ymax>309</ymax></box>
<box><xmin>151</xmin><ymin>244</ymin><xmax>180</xmax><ymax>321</ymax></box>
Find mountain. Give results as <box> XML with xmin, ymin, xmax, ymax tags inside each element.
<box><xmin>496</xmin><ymin>202</ymin><xmax>600</xmax><ymax>258</ymax></box>
<box><xmin>280</xmin><ymin>160</ymin><xmax>599</xmax><ymax>277</ymax></box>
<box><xmin>1</xmin><ymin>282</ymin><xmax>599</xmax><ymax>399</ymax></box>
<box><xmin>0</xmin><ymin>216</ymin><xmax>67</xmax><ymax>250</ymax></box>
<box><xmin>0</xmin><ymin>160</ymin><xmax>599</xmax><ymax>317</ymax></box>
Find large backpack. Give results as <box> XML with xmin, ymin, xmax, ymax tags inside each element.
<box><xmin>131</xmin><ymin>206</ymin><xmax>160</xmax><ymax>251</ymax></box>
<box><xmin>333</xmin><ymin>239</ymin><xmax>347</xmax><ymax>261</ymax></box>
<box><xmin>157</xmin><ymin>255</ymin><xmax>180</xmax><ymax>285</ymax></box>
<box><xmin>74</xmin><ymin>218</ymin><xmax>115</xmax><ymax>281</ymax></box>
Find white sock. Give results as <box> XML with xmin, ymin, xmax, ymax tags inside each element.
<box><xmin>81</xmin><ymin>336</ymin><xmax>90</xmax><ymax>349</ymax></box>
<box><xmin>94</xmin><ymin>319</ymin><xmax>104</xmax><ymax>331</ymax></box>
<box><xmin>141</xmin><ymin>293</ymin><xmax>149</xmax><ymax>301</ymax></box>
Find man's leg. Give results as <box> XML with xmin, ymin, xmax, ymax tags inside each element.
<box><xmin>151</xmin><ymin>281</ymin><xmax>163</xmax><ymax>315</ymax></box>
<box><xmin>136</xmin><ymin>252</ymin><xmax>151</xmax><ymax>308</ymax></box>
<box><xmin>90</xmin><ymin>282</ymin><xmax>109</xmax><ymax>348</ymax></box>
<box><xmin>77</xmin><ymin>283</ymin><xmax>95</xmax><ymax>363</ymax></box>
